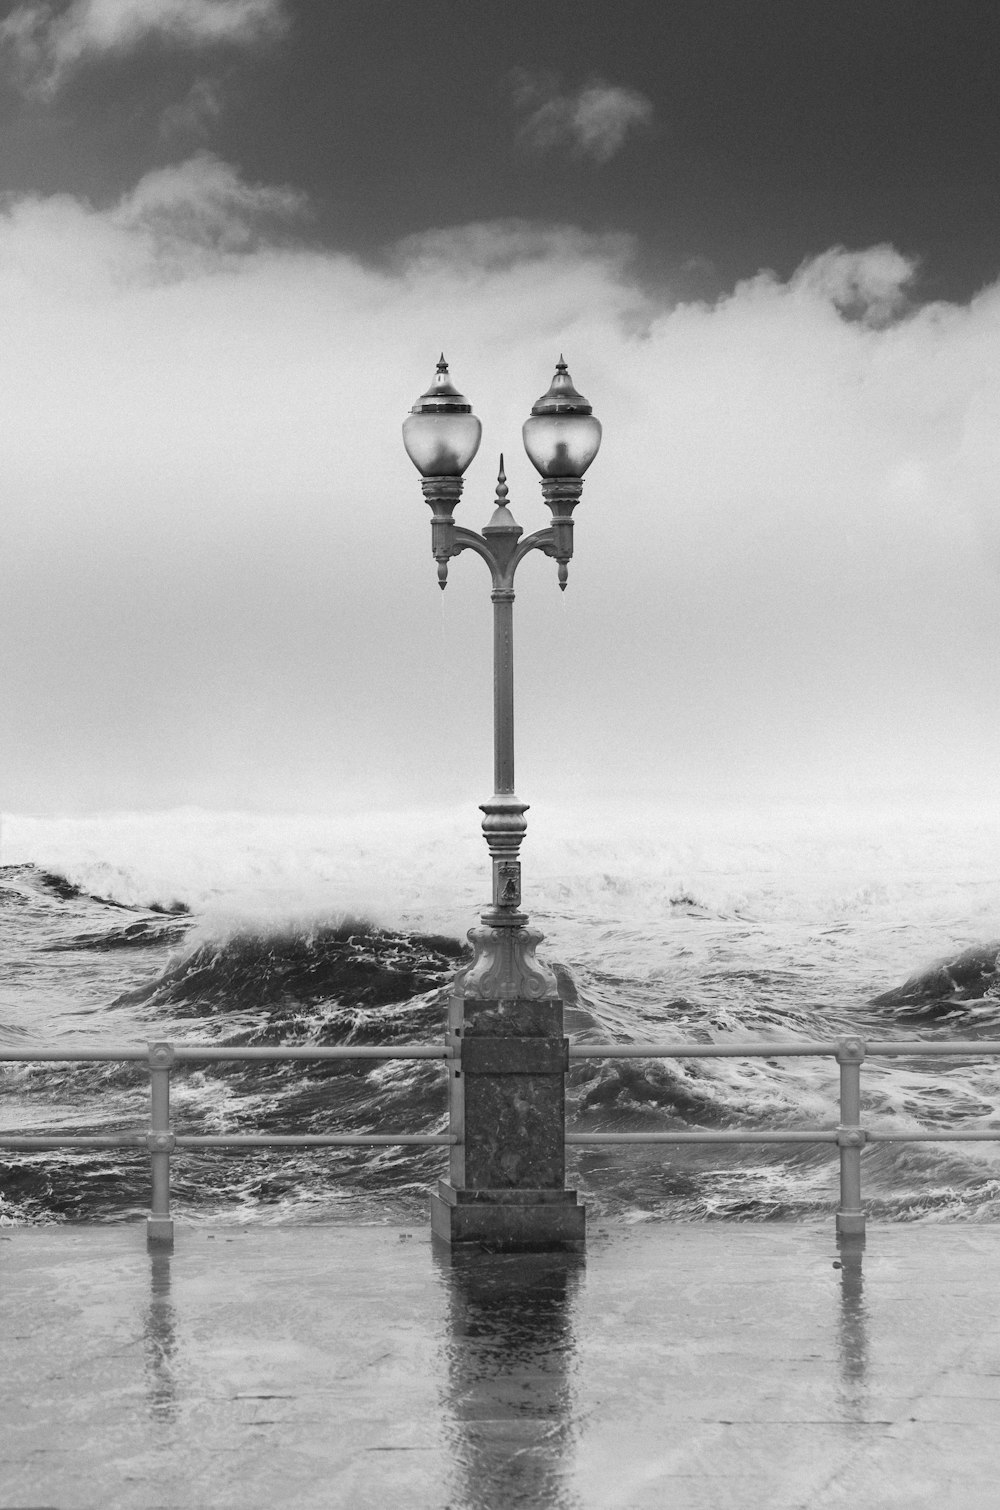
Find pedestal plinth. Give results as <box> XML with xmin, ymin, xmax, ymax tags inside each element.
<box><xmin>430</xmin><ymin>991</ymin><xmax>585</xmax><ymax>1252</ymax></box>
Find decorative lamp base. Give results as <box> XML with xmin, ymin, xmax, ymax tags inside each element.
<box><xmin>452</xmin><ymin>922</ymin><xmax>557</xmax><ymax>1001</ymax></box>
<box><xmin>433</xmin><ymin>986</ymin><xmax>584</xmax><ymax>1251</ymax></box>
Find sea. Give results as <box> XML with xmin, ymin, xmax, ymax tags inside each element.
<box><xmin>3</xmin><ymin>802</ymin><xmax>1000</xmax><ymax>1230</ymax></box>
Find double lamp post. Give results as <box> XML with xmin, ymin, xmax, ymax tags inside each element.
<box><xmin>403</xmin><ymin>356</ymin><xmax>601</xmax><ymax>1250</ymax></box>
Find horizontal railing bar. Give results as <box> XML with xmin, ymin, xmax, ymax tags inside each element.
<box><xmin>175</xmin><ymin>1134</ymin><xmax>457</xmax><ymax>1147</ymax></box>
<box><xmin>570</xmin><ymin>1039</ymin><xmax>1000</xmax><ymax>1059</ymax></box>
<box><xmin>569</xmin><ymin>1129</ymin><xmax>1000</xmax><ymax>1144</ymax></box>
<box><xmin>866</xmin><ymin>1129</ymin><xmax>1000</xmax><ymax>1142</ymax></box>
<box><xmin>5</xmin><ymin>1128</ymin><xmax>1000</xmax><ymax>1151</ymax></box>
<box><xmin>865</xmin><ymin>1041</ymin><xmax>1000</xmax><ymax>1056</ymax></box>
<box><xmin>172</xmin><ymin>1046</ymin><xmax>452</xmax><ymax>1062</ymax></box>
<box><xmin>0</xmin><ymin>1045</ymin><xmax>452</xmax><ymax>1064</ymax></box>
<box><xmin>0</xmin><ymin>1047</ymin><xmax>150</xmax><ymax>1062</ymax></box>
<box><xmin>0</xmin><ymin>1136</ymin><xmax>147</xmax><ymax>1149</ymax></box>
<box><xmin>0</xmin><ymin>1133</ymin><xmax>457</xmax><ymax>1149</ymax></box>
<box><xmin>567</xmin><ymin>1130</ymin><xmax>839</xmax><ymax>1144</ymax></box>
<box><xmin>5</xmin><ymin>1040</ymin><xmax>1000</xmax><ymax>1067</ymax></box>
<box><xmin>569</xmin><ymin>1041</ymin><xmax>833</xmax><ymax>1058</ymax></box>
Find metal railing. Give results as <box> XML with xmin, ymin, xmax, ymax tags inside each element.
<box><xmin>567</xmin><ymin>1035</ymin><xmax>1000</xmax><ymax>1241</ymax></box>
<box><xmin>0</xmin><ymin>1041</ymin><xmax>457</xmax><ymax>1241</ymax></box>
<box><xmin>3</xmin><ymin>1034</ymin><xmax>1000</xmax><ymax>1244</ymax></box>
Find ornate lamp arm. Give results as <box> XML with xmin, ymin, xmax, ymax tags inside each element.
<box><xmin>428</xmin><ymin>464</ymin><xmax>580</xmax><ymax>593</ymax></box>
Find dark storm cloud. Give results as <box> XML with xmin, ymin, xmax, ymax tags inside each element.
<box><xmin>1</xmin><ymin>5</ymin><xmax>999</xmax><ymax>300</ymax></box>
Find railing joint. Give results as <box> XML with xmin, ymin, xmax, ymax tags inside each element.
<box><xmin>835</xmin><ymin>1035</ymin><xmax>866</xmax><ymax>1064</ymax></box>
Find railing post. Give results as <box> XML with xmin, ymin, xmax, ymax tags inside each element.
<box><xmin>835</xmin><ymin>1035</ymin><xmax>866</xmax><ymax>1244</ymax></box>
<box><xmin>146</xmin><ymin>1041</ymin><xmax>175</xmax><ymax>1246</ymax></box>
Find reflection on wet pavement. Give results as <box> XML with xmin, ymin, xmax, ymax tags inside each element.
<box><xmin>144</xmin><ymin>1248</ymin><xmax>178</xmax><ymax>1422</ymax></box>
<box><xmin>436</xmin><ymin>1245</ymin><xmax>583</xmax><ymax>1510</ymax></box>
<box><xmin>5</xmin><ymin>1224</ymin><xmax>1000</xmax><ymax>1508</ymax></box>
<box><xmin>835</xmin><ymin>1236</ymin><xmax>869</xmax><ymax>1419</ymax></box>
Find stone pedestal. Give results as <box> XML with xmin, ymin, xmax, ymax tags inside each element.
<box><xmin>430</xmin><ymin>992</ymin><xmax>585</xmax><ymax>1252</ymax></box>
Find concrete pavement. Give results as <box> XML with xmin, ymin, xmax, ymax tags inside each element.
<box><xmin>2</xmin><ymin>1220</ymin><xmax>999</xmax><ymax>1508</ymax></box>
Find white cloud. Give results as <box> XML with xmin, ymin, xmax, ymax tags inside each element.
<box><xmin>511</xmin><ymin>70</ymin><xmax>654</xmax><ymax>164</ymax></box>
<box><xmin>0</xmin><ymin>152</ymin><xmax>307</xmax><ymax>292</ymax></box>
<box><xmin>788</xmin><ymin>244</ymin><xmax>917</xmax><ymax>324</ymax></box>
<box><xmin>113</xmin><ymin>151</ymin><xmax>308</xmax><ymax>261</ymax></box>
<box><xmin>1</xmin><ymin>166</ymin><xmax>1000</xmax><ymax>811</ymax></box>
<box><xmin>0</xmin><ymin>0</ymin><xmax>286</xmax><ymax>96</ymax></box>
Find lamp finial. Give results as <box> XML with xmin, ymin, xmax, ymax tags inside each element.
<box><xmin>496</xmin><ymin>456</ymin><xmax>508</xmax><ymax>503</ymax></box>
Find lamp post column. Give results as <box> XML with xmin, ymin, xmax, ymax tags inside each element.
<box><xmin>481</xmin><ymin>580</ymin><xmax>529</xmax><ymax>914</ymax></box>
<box><xmin>481</xmin><ymin>470</ymin><xmax>528</xmax><ymax>929</ymax></box>
<box><xmin>494</xmin><ymin>588</ymin><xmax>514</xmax><ymax>795</ymax></box>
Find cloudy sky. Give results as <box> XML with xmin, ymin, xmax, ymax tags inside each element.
<box><xmin>3</xmin><ymin>0</ymin><xmax>1000</xmax><ymax>815</ymax></box>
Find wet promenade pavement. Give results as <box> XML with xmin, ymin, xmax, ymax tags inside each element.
<box><xmin>2</xmin><ymin>1220</ymin><xmax>999</xmax><ymax>1508</ymax></box>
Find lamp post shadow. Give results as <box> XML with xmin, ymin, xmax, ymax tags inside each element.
<box><xmin>433</xmin><ymin>1241</ymin><xmax>585</xmax><ymax>1510</ymax></box>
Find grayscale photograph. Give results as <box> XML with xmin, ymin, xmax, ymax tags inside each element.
<box><xmin>2</xmin><ymin>2</ymin><xmax>1000</xmax><ymax>1507</ymax></box>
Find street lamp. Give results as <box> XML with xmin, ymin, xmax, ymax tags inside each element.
<box><xmin>403</xmin><ymin>355</ymin><xmax>601</xmax><ymax>1250</ymax></box>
